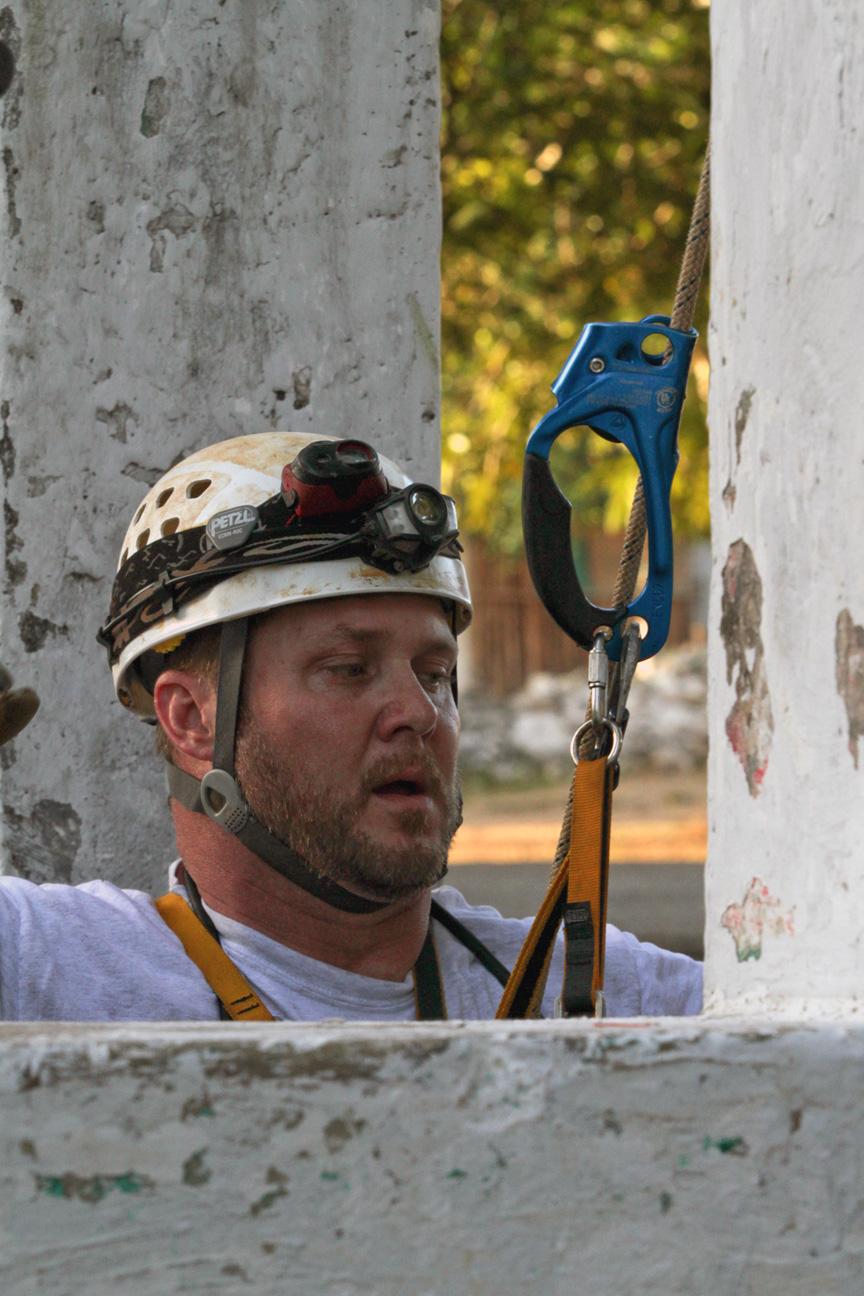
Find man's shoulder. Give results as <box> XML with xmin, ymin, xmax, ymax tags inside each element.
<box><xmin>0</xmin><ymin>874</ymin><xmax>174</xmax><ymax>949</ymax></box>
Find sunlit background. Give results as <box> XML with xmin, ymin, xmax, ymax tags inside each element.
<box><xmin>439</xmin><ymin>0</ymin><xmax>711</xmax><ymax>954</ymax></box>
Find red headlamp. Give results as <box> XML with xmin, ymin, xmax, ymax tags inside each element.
<box><xmin>281</xmin><ymin>439</ymin><xmax>389</xmax><ymax>520</ymax></box>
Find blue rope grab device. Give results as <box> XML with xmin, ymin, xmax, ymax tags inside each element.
<box><xmin>523</xmin><ymin>313</ymin><xmax>697</xmax><ymax>662</ymax></box>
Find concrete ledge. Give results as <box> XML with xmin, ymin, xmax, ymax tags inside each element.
<box><xmin>1</xmin><ymin>1018</ymin><xmax>861</xmax><ymax>1293</ymax></box>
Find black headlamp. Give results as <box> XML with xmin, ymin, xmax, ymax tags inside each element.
<box><xmin>361</xmin><ymin>484</ymin><xmax>459</xmax><ymax>573</ymax></box>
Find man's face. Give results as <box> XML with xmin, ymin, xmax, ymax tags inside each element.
<box><xmin>234</xmin><ymin>593</ymin><xmax>462</xmax><ymax>902</ymax></box>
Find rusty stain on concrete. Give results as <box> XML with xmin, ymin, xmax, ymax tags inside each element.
<box><xmin>721</xmin><ymin>877</ymin><xmax>795</xmax><ymax>962</ymax></box>
<box><xmin>835</xmin><ymin>609</ymin><xmax>864</xmax><ymax>767</ymax></box>
<box><xmin>720</xmin><ymin>540</ymin><xmax>773</xmax><ymax>794</ymax></box>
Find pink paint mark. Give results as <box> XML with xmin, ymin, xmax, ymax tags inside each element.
<box><xmin>721</xmin><ymin>877</ymin><xmax>795</xmax><ymax>963</ymax></box>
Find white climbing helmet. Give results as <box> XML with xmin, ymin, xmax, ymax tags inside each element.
<box><xmin>101</xmin><ymin>432</ymin><xmax>472</xmax><ymax>718</ymax></box>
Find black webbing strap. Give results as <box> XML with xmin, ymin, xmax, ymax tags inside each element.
<box><xmin>213</xmin><ymin>617</ymin><xmax>248</xmax><ymax>775</ymax></box>
<box><xmin>413</xmin><ymin>926</ymin><xmax>447</xmax><ymax>1019</ymax></box>
<box><xmin>560</xmin><ymin>901</ymin><xmax>595</xmax><ymax>1017</ymax></box>
<box><xmin>430</xmin><ymin>898</ymin><xmax>511</xmax><ymax>990</ymax></box>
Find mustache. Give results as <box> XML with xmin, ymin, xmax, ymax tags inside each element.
<box><xmin>358</xmin><ymin>750</ymin><xmax>450</xmax><ymax>802</ymax></box>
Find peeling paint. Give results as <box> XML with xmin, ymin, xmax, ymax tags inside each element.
<box><xmin>2</xmin><ymin>144</ymin><xmax>20</xmax><ymax>237</ymax></box>
<box><xmin>324</xmin><ymin>1113</ymin><xmax>366</xmax><ymax>1152</ymax></box>
<box><xmin>734</xmin><ymin>386</ymin><xmax>755</xmax><ymax>464</ymax></box>
<box><xmin>4</xmin><ymin>798</ymin><xmax>82</xmax><ymax>884</ymax></box>
<box><xmin>835</xmin><ymin>609</ymin><xmax>864</xmax><ymax>767</ymax></box>
<box><xmin>96</xmin><ymin>401</ymin><xmax>138</xmax><ymax>444</ymax></box>
<box><xmin>292</xmin><ymin>366</ymin><xmax>312</xmax><ymax>411</ymax></box>
<box><xmin>146</xmin><ymin>204</ymin><xmax>196</xmax><ymax>272</ymax></box>
<box><xmin>721</xmin><ymin>877</ymin><xmax>795</xmax><ymax>962</ymax></box>
<box><xmin>182</xmin><ymin>1148</ymin><xmax>212</xmax><ymax>1186</ymax></box>
<box><xmin>140</xmin><ymin>75</ymin><xmax>169</xmax><ymax>137</ymax></box>
<box><xmin>4</xmin><ymin>498</ymin><xmax>25</xmax><ymax>586</ymax></box>
<box><xmin>250</xmin><ymin>1167</ymin><xmax>289</xmax><ymax>1216</ymax></box>
<box><xmin>18</xmin><ymin>609</ymin><xmax>68</xmax><ymax>652</ymax></box>
<box><xmin>720</xmin><ymin>540</ymin><xmax>773</xmax><ymax>794</ymax></box>
<box><xmin>0</xmin><ymin>398</ymin><xmax>14</xmax><ymax>483</ymax></box>
<box><xmin>35</xmin><ymin>1171</ymin><xmax>153</xmax><ymax>1203</ymax></box>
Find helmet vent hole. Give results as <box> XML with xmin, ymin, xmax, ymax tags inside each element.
<box><xmin>133</xmin><ymin>503</ymin><xmax>146</xmax><ymax>524</ymax></box>
<box><xmin>160</xmin><ymin>517</ymin><xmax>179</xmax><ymax>537</ymax></box>
<box><xmin>156</xmin><ymin>488</ymin><xmax>174</xmax><ymax>508</ymax></box>
<box><xmin>136</xmin><ymin>528</ymin><xmax>150</xmax><ymax>550</ymax></box>
<box><xmin>186</xmin><ymin>478</ymin><xmax>211</xmax><ymax>499</ymax></box>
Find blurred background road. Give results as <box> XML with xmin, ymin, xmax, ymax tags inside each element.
<box><xmin>449</xmin><ymin>768</ymin><xmax>706</xmax><ymax>959</ymax></box>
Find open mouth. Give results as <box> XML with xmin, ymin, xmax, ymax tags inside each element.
<box><xmin>373</xmin><ymin>779</ymin><xmax>425</xmax><ymax>798</ymax></box>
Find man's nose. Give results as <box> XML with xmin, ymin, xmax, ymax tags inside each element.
<box><xmin>374</xmin><ymin>665</ymin><xmax>439</xmax><ymax>740</ymax></box>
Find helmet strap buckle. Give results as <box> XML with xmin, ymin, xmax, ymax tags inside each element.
<box><xmin>199</xmin><ymin>768</ymin><xmax>249</xmax><ymax>836</ymax></box>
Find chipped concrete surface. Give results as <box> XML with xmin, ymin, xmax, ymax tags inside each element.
<box><xmin>0</xmin><ymin>0</ymin><xmax>441</xmax><ymax>888</ymax></box>
<box><xmin>0</xmin><ymin>1018</ymin><xmax>862</xmax><ymax>1294</ymax></box>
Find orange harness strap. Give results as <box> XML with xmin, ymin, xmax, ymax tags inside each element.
<box><xmin>155</xmin><ymin>892</ymin><xmax>276</xmax><ymax>1022</ymax></box>
<box><xmin>561</xmin><ymin>754</ymin><xmax>613</xmax><ymax>1015</ymax></box>
<box><xmin>495</xmin><ymin>753</ymin><xmax>613</xmax><ymax>1019</ymax></box>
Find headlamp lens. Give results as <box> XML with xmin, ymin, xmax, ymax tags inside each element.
<box><xmin>408</xmin><ymin>487</ymin><xmax>447</xmax><ymax>533</ymax></box>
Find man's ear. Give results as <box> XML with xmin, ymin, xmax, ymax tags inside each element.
<box><xmin>152</xmin><ymin>670</ymin><xmax>216</xmax><ymax>768</ymax></box>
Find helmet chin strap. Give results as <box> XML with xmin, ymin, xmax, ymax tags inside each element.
<box><xmin>165</xmin><ymin>616</ymin><xmax>389</xmax><ymax>915</ymax></box>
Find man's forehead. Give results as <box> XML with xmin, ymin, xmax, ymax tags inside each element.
<box><xmin>263</xmin><ymin>594</ymin><xmax>457</xmax><ymax>645</ymax></box>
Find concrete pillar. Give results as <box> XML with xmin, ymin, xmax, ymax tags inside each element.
<box><xmin>706</xmin><ymin>1</ymin><xmax>864</xmax><ymax>1010</ymax></box>
<box><xmin>0</xmin><ymin>1</ymin><xmax>441</xmax><ymax>889</ymax></box>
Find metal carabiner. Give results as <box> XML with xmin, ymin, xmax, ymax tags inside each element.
<box><xmin>522</xmin><ymin>314</ymin><xmax>697</xmax><ymax>661</ymax></box>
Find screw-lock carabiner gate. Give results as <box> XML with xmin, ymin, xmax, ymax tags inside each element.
<box><xmin>522</xmin><ymin>313</ymin><xmax>697</xmax><ymax>661</ymax></box>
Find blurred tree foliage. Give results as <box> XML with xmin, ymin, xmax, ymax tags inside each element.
<box><xmin>440</xmin><ymin>0</ymin><xmax>710</xmax><ymax>556</ymax></box>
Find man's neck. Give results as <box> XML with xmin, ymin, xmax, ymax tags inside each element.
<box><xmin>171</xmin><ymin>802</ymin><xmax>430</xmax><ymax>982</ymax></box>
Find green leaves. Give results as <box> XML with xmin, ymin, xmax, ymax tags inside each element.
<box><xmin>441</xmin><ymin>0</ymin><xmax>710</xmax><ymax>552</ymax></box>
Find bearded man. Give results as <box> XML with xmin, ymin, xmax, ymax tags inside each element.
<box><xmin>0</xmin><ymin>433</ymin><xmax>701</xmax><ymax>1021</ymax></box>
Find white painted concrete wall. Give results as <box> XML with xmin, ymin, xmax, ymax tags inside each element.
<box><xmin>706</xmin><ymin>0</ymin><xmax>864</xmax><ymax>1012</ymax></box>
<box><xmin>0</xmin><ymin>0</ymin><xmax>441</xmax><ymax>890</ymax></box>
<box><xmin>1</xmin><ymin>1019</ymin><xmax>862</xmax><ymax>1295</ymax></box>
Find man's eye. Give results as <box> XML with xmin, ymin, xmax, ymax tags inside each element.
<box><xmin>419</xmin><ymin>669</ymin><xmax>451</xmax><ymax>691</ymax></box>
<box><xmin>328</xmin><ymin>661</ymin><xmax>367</xmax><ymax>678</ymax></box>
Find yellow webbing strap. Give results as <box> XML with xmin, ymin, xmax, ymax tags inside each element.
<box><xmin>154</xmin><ymin>892</ymin><xmax>276</xmax><ymax>1021</ymax></box>
<box><xmin>495</xmin><ymin>753</ymin><xmax>613</xmax><ymax>1019</ymax></box>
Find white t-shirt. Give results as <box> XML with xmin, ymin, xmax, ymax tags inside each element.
<box><xmin>0</xmin><ymin>868</ymin><xmax>702</xmax><ymax>1021</ymax></box>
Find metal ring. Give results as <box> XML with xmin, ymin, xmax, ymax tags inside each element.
<box><xmin>570</xmin><ymin>717</ymin><xmax>622</xmax><ymax>766</ymax></box>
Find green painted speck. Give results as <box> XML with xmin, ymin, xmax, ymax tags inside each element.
<box><xmin>703</xmin><ymin>1136</ymin><xmax>746</xmax><ymax>1155</ymax></box>
<box><xmin>446</xmin><ymin>1169</ymin><xmax>467</xmax><ymax>1180</ymax></box>
<box><xmin>320</xmin><ymin>1171</ymin><xmax>340</xmax><ymax>1182</ymax></box>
